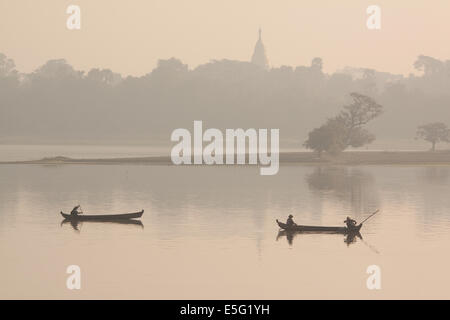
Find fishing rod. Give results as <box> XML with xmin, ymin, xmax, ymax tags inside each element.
<box><xmin>360</xmin><ymin>209</ymin><xmax>380</xmax><ymax>224</ymax></box>
<box><xmin>360</xmin><ymin>237</ymin><xmax>380</xmax><ymax>254</ymax></box>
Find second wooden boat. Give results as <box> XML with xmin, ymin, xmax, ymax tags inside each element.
<box><xmin>276</xmin><ymin>219</ymin><xmax>362</xmax><ymax>233</ymax></box>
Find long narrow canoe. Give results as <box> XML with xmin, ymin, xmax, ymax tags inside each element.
<box><xmin>276</xmin><ymin>219</ymin><xmax>362</xmax><ymax>234</ymax></box>
<box><xmin>60</xmin><ymin>210</ymin><xmax>144</xmax><ymax>221</ymax></box>
<box><xmin>61</xmin><ymin>218</ymin><xmax>144</xmax><ymax>227</ymax></box>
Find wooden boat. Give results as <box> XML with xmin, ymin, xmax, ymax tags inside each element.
<box><xmin>276</xmin><ymin>219</ymin><xmax>362</xmax><ymax>234</ymax></box>
<box><xmin>60</xmin><ymin>210</ymin><xmax>144</xmax><ymax>221</ymax></box>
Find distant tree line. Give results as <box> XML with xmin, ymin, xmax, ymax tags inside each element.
<box><xmin>1</xmin><ymin>53</ymin><xmax>450</xmax><ymax>151</ymax></box>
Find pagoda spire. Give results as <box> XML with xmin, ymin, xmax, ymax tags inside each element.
<box><xmin>251</xmin><ymin>28</ymin><xmax>269</xmax><ymax>70</ymax></box>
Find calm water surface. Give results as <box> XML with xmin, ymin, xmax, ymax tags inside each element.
<box><xmin>1</xmin><ymin>164</ymin><xmax>450</xmax><ymax>299</ymax></box>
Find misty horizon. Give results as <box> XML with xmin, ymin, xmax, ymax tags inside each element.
<box><xmin>2</xmin><ymin>1</ymin><xmax>450</xmax><ymax>152</ymax></box>
<box><xmin>2</xmin><ymin>1</ymin><xmax>450</xmax><ymax>77</ymax></box>
<box><xmin>1</xmin><ymin>50</ymin><xmax>450</xmax><ymax>151</ymax></box>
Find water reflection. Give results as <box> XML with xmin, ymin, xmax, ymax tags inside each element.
<box><xmin>276</xmin><ymin>230</ymin><xmax>362</xmax><ymax>247</ymax></box>
<box><xmin>418</xmin><ymin>166</ymin><xmax>449</xmax><ymax>184</ymax></box>
<box><xmin>60</xmin><ymin>219</ymin><xmax>144</xmax><ymax>233</ymax></box>
<box><xmin>343</xmin><ymin>232</ymin><xmax>362</xmax><ymax>246</ymax></box>
<box><xmin>306</xmin><ymin>166</ymin><xmax>379</xmax><ymax>216</ymax></box>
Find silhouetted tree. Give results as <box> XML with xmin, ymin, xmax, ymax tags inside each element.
<box><xmin>0</xmin><ymin>53</ymin><xmax>18</xmax><ymax>78</ymax></box>
<box><xmin>86</xmin><ymin>68</ymin><xmax>122</xmax><ymax>86</ymax></box>
<box><xmin>304</xmin><ymin>118</ymin><xmax>346</xmax><ymax>156</ymax></box>
<box><xmin>304</xmin><ymin>93</ymin><xmax>382</xmax><ymax>154</ymax></box>
<box><xmin>339</xmin><ymin>93</ymin><xmax>382</xmax><ymax>134</ymax></box>
<box><xmin>311</xmin><ymin>57</ymin><xmax>323</xmax><ymax>72</ymax></box>
<box><xmin>416</xmin><ymin>122</ymin><xmax>450</xmax><ymax>151</ymax></box>
<box><xmin>0</xmin><ymin>53</ymin><xmax>19</xmax><ymax>91</ymax></box>
<box><xmin>30</xmin><ymin>59</ymin><xmax>83</xmax><ymax>81</ymax></box>
<box><xmin>414</xmin><ymin>55</ymin><xmax>444</xmax><ymax>76</ymax></box>
<box><xmin>151</xmin><ymin>58</ymin><xmax>188</xmax><ymax>81</ymax></box>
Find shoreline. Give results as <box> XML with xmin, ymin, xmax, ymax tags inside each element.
<box><xmin>2</xmin><ymin>151</ymin><xmax>450</xmax><ymax>166</ymax></box>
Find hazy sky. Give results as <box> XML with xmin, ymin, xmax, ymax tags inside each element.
<box><xmin>1</xmin><ymin>0</ymin><xmax>449</xmax><ymax>76</ymax></box>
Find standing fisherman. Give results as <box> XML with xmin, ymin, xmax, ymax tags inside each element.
<box><xmin>71</xmin><ymin>205</ymin><xmax>82</xmax><ymax>216</ymax></box>
<box><xmin>344</xmin><ymin>216</ymin><xmax>357</xmax><ymax>229</ymax></box>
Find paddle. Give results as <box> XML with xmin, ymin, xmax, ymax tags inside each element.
<box><xmin>359</xmin><ymin>209</ymin><xmax>379</xmax><ymax>225</ymax></box>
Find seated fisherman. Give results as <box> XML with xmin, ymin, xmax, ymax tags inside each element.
<box><xmin>286</xmin><ymin>214</ymin><xmax>296</xmax><ymax>227</ymax></box>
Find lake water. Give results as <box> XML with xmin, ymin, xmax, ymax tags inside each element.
<box><xmin>1</xmin><ymin>164</ymin><xmax>450</xmax><ymax>299</ymax></box>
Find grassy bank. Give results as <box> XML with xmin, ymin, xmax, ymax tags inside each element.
<box><xmin>2</xmin><ymin>151</ymin><xmax>450</xmax><ymax>166</ymax></box>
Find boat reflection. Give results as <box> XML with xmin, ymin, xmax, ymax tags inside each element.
<box><xmin>60</xmin><ymin>219</ymin><xmax>144</xmax><ymax>232</ymax></box>
<box><xmin>276</xmin><ymin>230</ymin><xmax>362</xmax><ymax>247</ymax></box>
<box><xmin>343</xmin><ymin>231</ymin><xmax>362</xmax><ymax>246</ymax></box>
